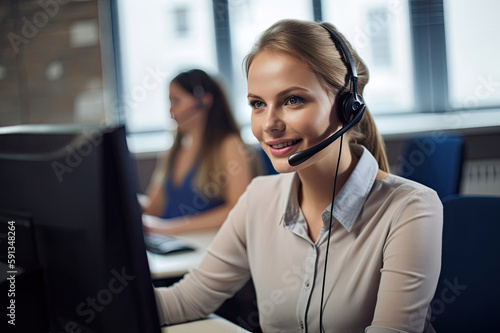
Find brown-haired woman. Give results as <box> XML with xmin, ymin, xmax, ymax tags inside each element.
<box><xmin>154</xmin><ymin>20</ymin><xmax>442</xmax><ymax>333</ymax></box>
<box><xmin>142</xmin><ymin>69</ymin><xmax>253</xmax><ymax>235</ymax></box>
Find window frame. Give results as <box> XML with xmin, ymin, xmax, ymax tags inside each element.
<box><xmin>106</xmin><ymin>0</ymin><xmax>500</xmax><ymax>153</ymax></box>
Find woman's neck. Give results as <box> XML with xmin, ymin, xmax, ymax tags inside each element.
<box><xmin>297</xmin><ymin>141</ymin><xmax>357</xmax><ymax>213</ymax></box>
<box><xmin>179</xmin><ymin>125</ymin><xmax>204</xmax><ymax>152</ymax></box>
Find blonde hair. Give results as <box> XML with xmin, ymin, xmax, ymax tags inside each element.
<box><xmin>244</xmin><ymin>19</ymin><xmax>389</xmax><ymax>172</ymax></box>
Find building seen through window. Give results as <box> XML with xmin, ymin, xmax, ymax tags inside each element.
<box><xmin>114</xmin><ymin>0</ymin><xmax>500</xmax><ymax>152</ymax></box>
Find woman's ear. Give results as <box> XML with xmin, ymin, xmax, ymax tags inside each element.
<box><xmin>202</xmin><ymin>93</ymin><xmax>213</xmax><ymax>109</ymax></box>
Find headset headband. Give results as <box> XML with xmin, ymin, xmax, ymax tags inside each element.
<box><xmin>319</xmin><ymin>24</ymin><xmax>359</xmax><ymax>96</ymax></box>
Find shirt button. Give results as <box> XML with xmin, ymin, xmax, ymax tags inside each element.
<box><xmin>305</xmin><ymin>281</ymin><xmax>310</xmax><ymax>288</ymax></box>
<box><xmin>300</xmin><ymin>320</ymin><xmax>304</xmax><ymax>330</ymax></box>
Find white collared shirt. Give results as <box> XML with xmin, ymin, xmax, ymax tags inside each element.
<box><xmin>155</xmin><ymin>145</ymin><xmax>443</xmax><ymax>333</ymax></box>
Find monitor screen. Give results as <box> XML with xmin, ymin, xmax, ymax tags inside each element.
<box><xmin>0</xmin><ymin>124</ymin><xmax>161</xmax><ymax>333</ymax></box>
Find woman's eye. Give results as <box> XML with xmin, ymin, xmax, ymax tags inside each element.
<box><xmin>286</xmin><ymin>96</ymin><xmax>304</xmax><ymax>106</ymax></box>
<box><xmin>249</xmin><ymin>100</ymin><xmax>265</xmax><ymax>109</ymax></box>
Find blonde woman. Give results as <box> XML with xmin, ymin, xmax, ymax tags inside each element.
<box><xmin>154</xmin><ymin>21</ymin><xmax>442</xmax><ymax>333</ymax></box>
<box><xmin>142</xmin><ymin>69</ymin><xmax>253</xmax><ymax>235</ymax></box>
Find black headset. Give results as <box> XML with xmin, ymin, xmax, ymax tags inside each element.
<box><xmin>288</xmin><ymin>23</ymin><xmax>366</xmax><ymax>166</ymax></box>
<box><xmin>192</xmin><ymin>84</ymin><xmax>205</xmax><ymax>110</ymax></box>
<box><xmin>184</xmin><ymin>69</ymin><xmax>206</xmax><ymax>111</ymax></box>
<box><xmin>171</xmin><ymin>70</ymin><xmax>206</xmax><ymax>123</ymax></box>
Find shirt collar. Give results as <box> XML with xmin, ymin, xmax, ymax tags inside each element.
<box><xmin>281</xmin><ymin>144</ymin><xmax>378</xmax><ymax>233</ymax></box>
<box><xmin>327</xmin><ymin>145</ymin><xmax>378</xmax><ymax>232</ymax></box>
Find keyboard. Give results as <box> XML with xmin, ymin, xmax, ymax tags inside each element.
<box><xmin>144</xmin><ymin>234</ymin><xmax>196</xmax><ymax>255</ymax></box>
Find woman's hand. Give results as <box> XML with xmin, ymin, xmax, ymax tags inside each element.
<box><xmin>142</xmin><ymin>214</ymin><xmax>170</xmax><ymax>235</ymax></box>
<box><xmin>137</xmin><ymin>193</ymin><xmax>151</xmax><ymax>213</ymax></box>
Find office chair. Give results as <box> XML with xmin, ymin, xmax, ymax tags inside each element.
<box><xmin>398</xmin><ymin>135</ymin><xmax>464</xmax><ymax>199</ymax></box>
<box><xmin>253</xmin><ymin>144</ymin><xmax>278</xmax><ymax>176</ymax></box>
<box><xmin>431</xmin><ymin>195</ymin><xmax>500</xmax><ymax>332</ymax></box>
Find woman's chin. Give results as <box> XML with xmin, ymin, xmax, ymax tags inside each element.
<box><xmin>269</xmin><ymin>160</ymin><xmax>296</xmax><ymax>174</ymax></box>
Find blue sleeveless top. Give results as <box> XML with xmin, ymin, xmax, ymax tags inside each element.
<box><xmin>161</xmin><ymin>163</ymin><xmax>224</xmax><ymax>219</ymax></box>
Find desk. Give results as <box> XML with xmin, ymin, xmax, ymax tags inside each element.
<box><xmin>162</xmin><ymin>315</ymin><xmax>249</xmax><ymax>333</ymax></box>
<box><xmin>149</xmin><ymin>229</ymin><xmax>258</xmax><ymax>332</ymax></box>
<box><xmin>147</xmin><ymin>228</ymin><xmax>218</xmax><ymax>279</ymax></box>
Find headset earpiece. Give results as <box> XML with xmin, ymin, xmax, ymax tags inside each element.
<box><xmin>340</xmin><ymin>91</ymin><xmax>364</xmax><ymax>125</ymax></box>
<box><xmin>192</xmin><ymin>84</ymin><xmax>205</xmax><ymax>110</ymax></box>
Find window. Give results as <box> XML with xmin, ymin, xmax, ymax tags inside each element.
<box><xmin>443</xmin><ymin>0</ymin><xmax>500</xmax><ymax>110</ymax></box>
<box><xmin>174</xmin><ymin>6</ymin><xmax>189</xmax><ymax>37</ymax></box>
<box><xmin>116</xmin><ymin>0</ymin><xmax>217</xmax><ymax>151</ymax></box>
<box><xmin>367</xmin><ymin>8</ymin><xmax>392</xmax><ymax>68</ymax></box>
<box><xmin>112</xmin><ymin>0</ymin><xmax>500</xmax><ymax>152</ymax></box>
<box><xmin>227</xmin><ymin>0</ymin><xmax>314</xmax><ymax>141</ymax></box>
<box><xmin>322</xmin><ymin>0</ymin><xmax>414</xmax><ymax>114</ymax></box>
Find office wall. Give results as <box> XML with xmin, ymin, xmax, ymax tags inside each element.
<box><xmin>0</xmin><ymin>0</ymin><xmax>105</xmax><ymax>126</ymax></box>
<box><xmin>135</xmin><ymin>130</ymin><xmax>500</xmax><ymax>196</ymax></box>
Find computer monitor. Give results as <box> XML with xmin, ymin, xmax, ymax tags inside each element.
<box><xmin>0</xmin><ymin>124</ymin><xmax>161</xmax><ymax>333</ymax></box>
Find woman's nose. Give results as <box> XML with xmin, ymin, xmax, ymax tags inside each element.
<box><xmin>263</xmin><ymin>106</ymin><xmax>285</xmax><ymax>133</ymax></box>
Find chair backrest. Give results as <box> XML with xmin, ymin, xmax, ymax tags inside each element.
<box><xmin>431</xmin><ymin>195</ymin><xmax>500</xmax><ymax>332</ymax></box>
<box><xmin>252</xmin><ymin>144</ymin><xmax>278</xmax><ymax>176</ymax></box>
<box><xmin>399</xmin><ymin>135</ymin><xmax>464</xmax><ymax>199</ymax></box>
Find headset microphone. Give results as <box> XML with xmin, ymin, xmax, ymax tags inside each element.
<box><xmin>288</xmin><ymin>104</ymin><xmax>365</xmax><ymax>166</ymax></box>
<box><xmin>288</xmin><ymin>24</ymin><xmax>366</xmax><ymax>167</ymax></box>
<box><xmin>171</xmin><ymin>84</ymin><xmax>205</xmax><ymax>123</ymax></box>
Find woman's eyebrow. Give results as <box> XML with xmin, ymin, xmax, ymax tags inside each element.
<box><xmin>276</xmin><ymin>86</ymin><xmax>309</xmax><ymax>97</ymax></box>
<box><xmin>247</xmin><ymin>93</ymin><xmax>262</xmax><ymax>99</ymax></box>
<box><xmin>247</xmin><ymin>86</ymin><xmax>310</xmax><ymax>99</ymax></box>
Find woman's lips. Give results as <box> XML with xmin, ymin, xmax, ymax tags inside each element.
<box><xmin>267</xmin><ymin>139</ymin><xmax>301</xmax><ymax>157</ymax></box>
